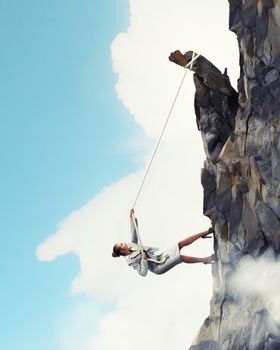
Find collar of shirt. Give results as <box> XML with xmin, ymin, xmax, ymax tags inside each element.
<box><xmin>125</xmin><ymin>244</ymin><xmax>141</xmax><ymax>260</ymax></box>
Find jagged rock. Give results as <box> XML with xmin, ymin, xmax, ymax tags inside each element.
<box><xmin>170</xmin><ymin>1</ymin><xmax>280</xmax><ymax>349</ymax></box>
<box><xmin>169</xmin><ymin>50</ymin><xmax>239</xmax><ymax>162</ymax></box>
<box><xmin>255</xmin><ymin>201</ymin><xmax>280</xmax><ymax>251</ymax></box>
<box><xmin>189</xmin><ymin>340</ymin><xmax>219</xmax><ymax>350</ymax></box>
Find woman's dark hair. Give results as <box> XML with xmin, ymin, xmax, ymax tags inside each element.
<box><xmin>112</xmin><ymin>244</ymin><xmax>121</xmax><ymax>258</ymax></box>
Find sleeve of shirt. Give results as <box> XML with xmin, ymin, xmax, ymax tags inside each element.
<box><xmin>130</xmin><ymin>217</ymin><xmax>139</xmax><ymax>243</ymax></box>
<box><xmin>130</xmin><ymin>258</ymin><xmax>148</xmax><ymax>277</ymax></box>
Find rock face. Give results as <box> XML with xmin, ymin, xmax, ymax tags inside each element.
<box><xmin>170</xmin><ymin>1</ymin><xmax>280</xmax><ymax>349</ymax></box>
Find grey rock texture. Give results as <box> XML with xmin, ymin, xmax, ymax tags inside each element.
<box><xmin>170</xmin><ymin>1</ymin><xmax>280</xmax><ymax>349</ymax></box>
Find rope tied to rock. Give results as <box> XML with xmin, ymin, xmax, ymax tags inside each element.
<box><xmin>132</xmin><ymin>52</ymin><xmax>200</xmax><ymax>210</ymax></box>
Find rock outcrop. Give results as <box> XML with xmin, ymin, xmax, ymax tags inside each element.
<box><xmin>170</xmin><ymin>1</ymin><xmax>280</xmax><ymax>349</ymax></box>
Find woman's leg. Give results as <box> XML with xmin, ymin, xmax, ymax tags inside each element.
<box><xmin>180</xmin><ymin>254</ymin><xmax>214</xmax><ymax>264</ymax></box>
<box><xmin>178</xmin><ymin>230</ymin><xmax>209</xmax><ymax>250</ymax></box>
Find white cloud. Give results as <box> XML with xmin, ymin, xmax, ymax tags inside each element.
<box><xmin>37</xmin><ymin>0</ymin><xmax>238</xmax><ymax>348</ymax></box>
<box><xmin>229</xmin><ymin>251</ymin><xmax>280</xmax><ymax>324</ymax></box>
<box><xmin>55</xmin><ymin>300</ymin><xmax>103</xmax><ymax>350</ymax></box>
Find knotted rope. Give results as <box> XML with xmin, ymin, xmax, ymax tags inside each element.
<box><xmin>131</xmin><ymin>213</ymin><xmax>169</xmax><ymax>264</ymax></box>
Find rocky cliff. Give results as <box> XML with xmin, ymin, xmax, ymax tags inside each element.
<box><xmin>170</xmin><ymin>1</ymin><xmax>280</xmax><ymax>349</ymax></box>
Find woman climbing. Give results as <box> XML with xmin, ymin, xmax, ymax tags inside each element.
<box><xmin>112</xmin><ymin>209</ymin><xmax>215</xmax><ymax>276</ymax></box>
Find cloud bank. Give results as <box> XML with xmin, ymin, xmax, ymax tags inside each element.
<box><xmin>229</xmin><ymin>250</ymin><xmax>280</xmax><ymax>324</ymax></box>
<box><xmin>37</xmin><ymin>0</ymin><xmax>238</xmax><ymax>348</ymax></box>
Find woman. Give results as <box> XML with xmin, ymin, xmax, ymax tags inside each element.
<box><xmin>112</xmin><ymin>209</ymin><xmax>215</xmax><ymax>276</ymax></box>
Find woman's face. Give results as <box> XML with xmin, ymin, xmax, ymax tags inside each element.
<box><xmin>116</xmin><ymin>242</ymin><xmax>129</xmax><ymax>255</ymax></box>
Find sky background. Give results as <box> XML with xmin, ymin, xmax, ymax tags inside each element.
<box><xmin>1</xmin><ymin>1</ymin><xmax>239</xmax><ymax>349</ymax></box>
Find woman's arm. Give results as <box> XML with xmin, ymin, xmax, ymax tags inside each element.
<box><xmin>130</xmin><ymin>253</ymin><xmax>148</xmax><ymax>277</ymax></box>
<box><xmin>128</xmin><ymin>251</ymin><xmax>148</xmax><ymax>277</ymax></box>
<box><xmin>130</xmin><ymin>209</ymin><xmax>138</xmax><ymax>243</ymax></box>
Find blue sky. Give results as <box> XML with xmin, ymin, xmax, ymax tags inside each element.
<box><xmin>0</xmin><ymin>1</ymin><xmax>137</xmax><ymax>349</ymax></box>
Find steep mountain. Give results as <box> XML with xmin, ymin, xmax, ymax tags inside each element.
<box><xmin>171</xmin><ymin>1</ymin><xmax>280</xmax><ymax>349</ymax></box>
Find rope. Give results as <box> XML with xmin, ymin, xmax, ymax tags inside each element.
<box><xmin>131</xmin><ymin>214</ymin><xmax>144</xmax><ymax>253</ymax></box>
<box><xmin>132</xmin><ymin>52</ymin><xmax>200</xmax><ymax>210</ymax></box>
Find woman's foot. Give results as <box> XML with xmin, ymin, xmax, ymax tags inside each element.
<box><xmin>201</xmin><ymin>227</ymin><xmax>215</xmax><ymax>239</ymax></box>
<box><xmin>203</xmin><ymin>254</ymin><xmax>215</xmax><ymax>265</ymax></box>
